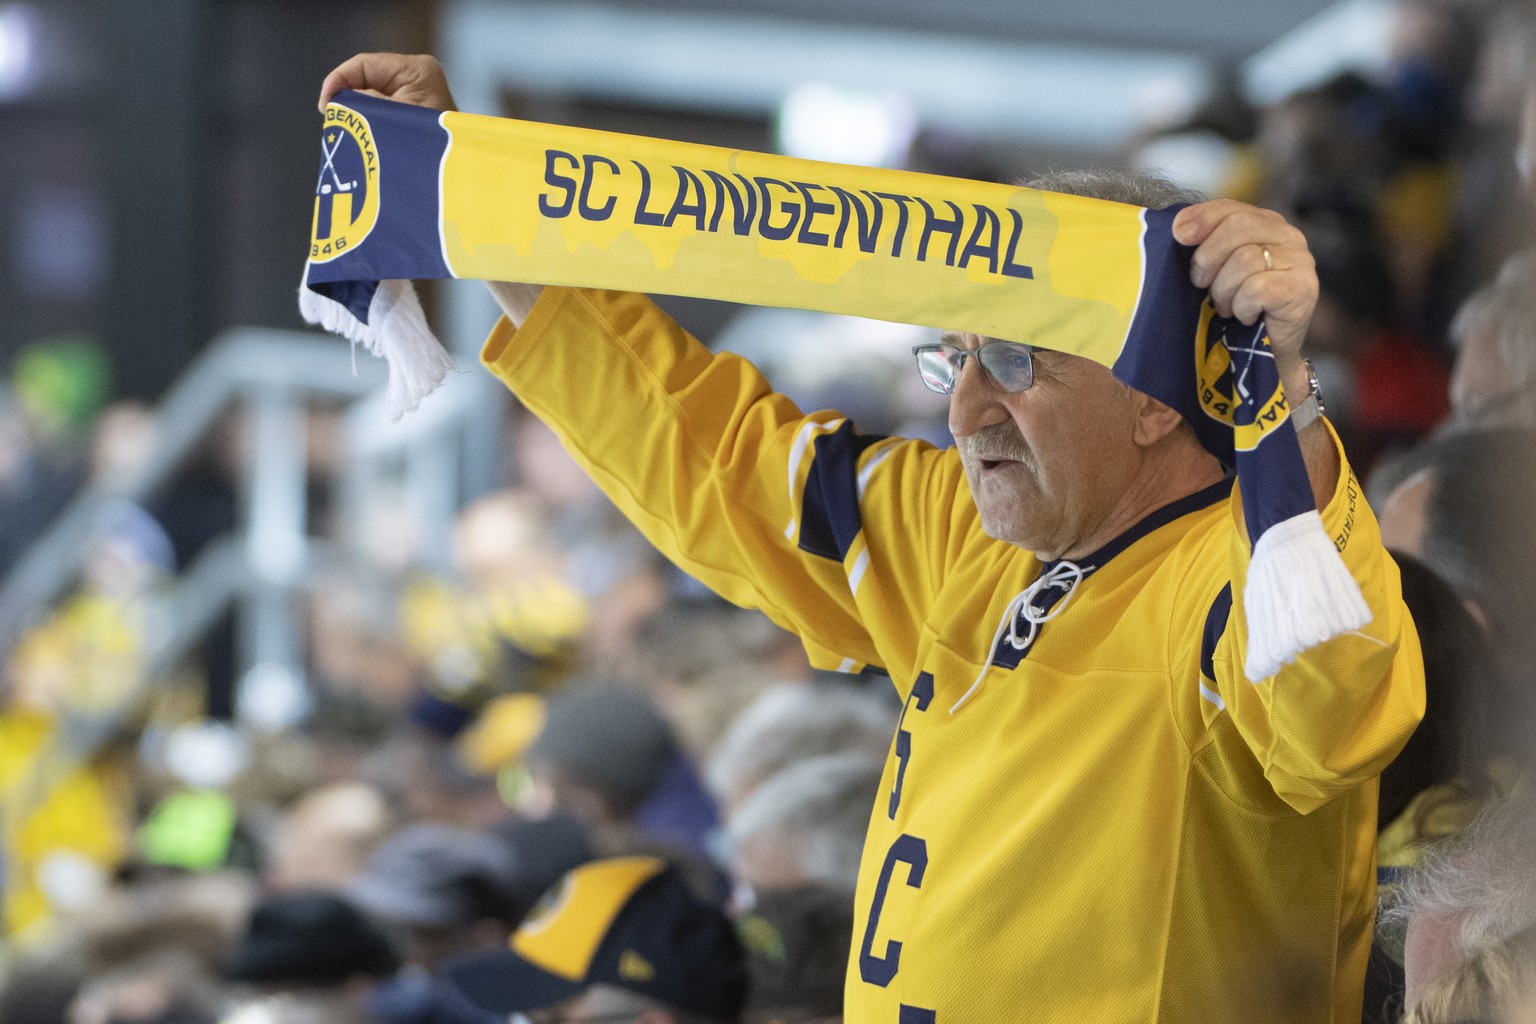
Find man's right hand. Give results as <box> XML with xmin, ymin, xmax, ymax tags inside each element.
<box><xmin>318</xmin><ymin>53</ymin><xmax>547</xmax><ymax>326</ymax></box>
<box><xmin>318</xmin><ymin>53</ymin><xmax>457</xmax><ymax>114</ymax></box>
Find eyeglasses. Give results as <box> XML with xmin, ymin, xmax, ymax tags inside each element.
<box><xmin>912</xmin><ymin>340</ymin><xmax>1034</xmax><ymax>395</ymax></box>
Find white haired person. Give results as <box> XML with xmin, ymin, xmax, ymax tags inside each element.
<box><xmin>1383</xmin><ymin>790</ymin><xmax>1536</xmax><ymax>1006</ymax></box>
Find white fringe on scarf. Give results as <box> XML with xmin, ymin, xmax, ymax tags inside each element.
<box><xmin>1242</xmin><ymin>508</ymin><xmax>1371</xmax><ymax>681</ymax></box>
<box><xmin>298</xmin><ymin>275</ymin><xmax>456</xmax><ymax>420</ymax></box>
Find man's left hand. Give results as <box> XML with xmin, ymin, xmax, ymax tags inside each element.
<box><xmin>1174</xmin><ymin>199</ymin><xmax>1336</xmax><ymax>505</ymax></box>
<box><xmin>1171</xmin><ymin>199</ymin><xmax>1318</xmax><ymax>373</ymax></box>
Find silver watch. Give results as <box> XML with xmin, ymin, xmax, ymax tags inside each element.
<box><xmin>1291</xmin><ymin>359</ymin><xmax>1325</xmax><ymax>431</ymax></box>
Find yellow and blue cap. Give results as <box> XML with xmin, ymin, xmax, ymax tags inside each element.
<box><xmin>444</xmin><ymin>856</ymin><xmax>746</xmax><ymax>1019</ymax></box>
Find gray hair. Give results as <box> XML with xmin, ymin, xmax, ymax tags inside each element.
<box><xmin>706</xmin><ymin>683</ymin><xmax>896</xmax><ymax>807</ymax></box>
<box><xmin>1024</xmin><ymin>168</ymin><xmax>1206</xmax><ymax>209</ymax></box>
<box><xmin>1450</xmin><ymin>250</ymin><xmax>1536</xmax><ymax>428</ymax></box>
<box><xmin>725</xmin><ymin>750</ymin><xmax>887</xmax><ymax>893</ymax></box>
<box><xmin>1399</xmin><ymin>924</ymin><xmax>1536</xmax><ymax>1024</ymax></box>
<box><xmin>1382</xmin><ymin>792</ymin><xmax>1536</xmax><ymax>959</ymax></box>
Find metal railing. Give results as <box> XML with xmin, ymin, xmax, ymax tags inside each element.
<box><xmin>0</xmin><ymin>325</ymin><xmax>500</xmax><ymax>777</ymax></box>
<box><xmin>0</xmin><ymin>326</ymin><xmax>514</xmax><ymax>947</ymax></box>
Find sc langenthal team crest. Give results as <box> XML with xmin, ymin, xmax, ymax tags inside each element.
<box><xmin>1194</xmin><ymin>299</ymin><xmax>1289</xmax><ymax>451</ymax></box>
<box><xmin>310</xmin><ymin>104</ymin><xmax>380</xmax><ymax>263</ymax></box>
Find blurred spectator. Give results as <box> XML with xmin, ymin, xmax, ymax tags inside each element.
<box><xmin>347</xmin><ymin>823</ymin><xmax>521</xmax><ymax>970</ymax></box>
<box><xmin>1400</xmin><ymin>922</ymin><xmax>1536</xmax><ymax>1024</ymax></box>
<box><xmin>1446</xmin><ymin>250</ymin><xmax>1536</xmax><ymax>429</ymax></box>
<box><xmin>308</xmin><ymin>579</ymin><xmax>419</xmax><ymax>710</ymax></box>
<box><xmin>13</xmin><ymin>337</ymin><xmax>111</xmax><ymax>444</ymax></box>
<box><xmin>1385</xmin><ymin>1</ymin><xmax>1482</xmax><ymax>159</ymax></box>
<box><xmin>453</xmin><ymin>692</ymin><xmax>545</xmax><ymax>781</ymax></box>
<box><xmin>354</xmin><ymin>818</ymin><xmax>595</xmax><ymax>1024</ymax></box>
<box><xmin>1378</xmin><ymin>1</ymin><xmax>1481</xmax><ymax>331</ymax></box>
<box><xmin>7</xmin><ymin>498</ymin><xmax>173</xmax><ymax>716</ymax></box>
<box><xmin>1450</xmin><ymin>4</ymin><xmax>1536</xmax><ymax>300</ymax></box>
<box><xmin>1378</xmin><ymin>554</ymin><xmax>1512</xmax><ymax>842</ymax></box>
<box><xmin>297</xmin><ymin>691</ymin><xmax>398</xmax><ymax>789</ymax></box>
<box><xmin>484</xmin><ymin>814</ymin><xmax>596</xmax><ymax>921</ymax></box>
<box><xmin>223</xmin><ymin>890</ymin><xmax>401</xmax><ymax>1024</ymax></box>
<box><xmin>735</xmin><ymin>885</ymin><xmax>851</xmax><ymax>1024</ymax></box>
<box><xmin>62</xmin><ymin>872</ymin><xmax>254</xmax><ymax>1024</ymax></box>
<box><xmin>0</xmin><ymin>937</ymin><xmax>84</xmax><ymax>1024</ymax></box>
<box><xmin>520</xmin><ymin>682</ymin><xmax>719</xmax><ymax>862</ymax></box>
<box><xmin>1383</xmin><ymin>791</ymin><xmax>1536</xmax><ymax>1006</ymax></box>
<box><xmin>0</xmin><ymin>337</ymin><xmax>108</xmax><ymax>576</ymax></box>
<box><xmin>0</xmin><ymin>671</ymin><xmax>133</xmax><ymax>938</ymax></box>
<box><xmin>264</xmin><ymin>783</ymin><xmax>393</xmax><ymax>893</ymax></box>
<box><xmin>725</xmin><ymin>751</ymin><xmax>883</xmax><ymax>897</ymax></box>
<box><xmin>633</xmin><ymin>602</ymin><xmax>813</xmax><ymax>763</ymax></box>
<box><xmin>512</xmin><ymin>414</ymin><xmax>672</xmax><ymax>672</ymax></box>
<box><xmin>1254</xmin><ymin>45</ymin><xmax>1465</xmax><ymax>340</ymax></box>
<box><xmin>2</xmin><ymin>489</ymin><xmax>176</xmax><ymax>915</ymax></box>
<box><xmin>68</xmin><ymin>949</ymin><xmax>223</xmax><ymax>1024</ymax></box>
<box><xmin>400</xmin><ymin>488</ymin><xmax>586</xmax><ymax>704</ymax></box>
<box><xmin>707</xmin><ymin>683</ymin><xmax>896</xmax><ymax>815</ymax></box>
<box><xmin>1365</xmin><ymin>554</ymin><xmax>1514</xmax><ymax>1023</ymax></box>
<box><xmin>372</xmin><ymin>727</ymin><xmax>510</xmax><ymax>832</ymax></box>
<box><xmin>1299</xmin><ymin>209</ymin><xmax>1448</xmax><ymax>471</ymax></box>
<box><xmin>90</xmin><ymin>401</ymin><xmax>157</xmax><ymax>487</ymax></box>
<box><xmin>141</xmin><ymin>411</ymin><xmax>242</xmax><ymax>720</ymax></box>
<box><xmin>444</xmin><ymin>857</ymin><xmax>746</xmax><ymax>1024</ymax></box>
<box><xmin>1373</xmin><ymin>428</ymin><xmax>1536</xmax><ymax>719</ymax></box>
<box><xmin>137</xmin><ymin>789</ymin><xmax>244</xmax><ymax>875</ymax></box>
<box><xmin>1255</xmin><ymin>74</ymin><xmax>1398</xmax><ymax>222</ymax></box>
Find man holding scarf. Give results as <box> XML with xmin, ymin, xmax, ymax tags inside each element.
<box><xmin>321</xmin><ymin>53</ymin><xmax>1423</xmax><ymax>1024</ymax></box>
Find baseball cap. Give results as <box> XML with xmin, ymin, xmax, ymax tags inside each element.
<box><xmin>526</xmin><ymin>684</ymin><xmax>677</xmax><ymax>806</ymax></box>
<box><xmin>225</xmin><ymin>891</ymin><xmax>400</xmax><ymax>985</ymax></box>
<box><xmin>444</xmin><ymin>856</ymin><xmax>746</xmax><ymax>1020</ymax></box>
<box><xmin>349</xmin><ymin>823</ymin><xmax>524</xmax><ymax>928</ymax></box>
<box><xmin>458</xmin><ymin>693</ymin><xmax>548</xmax><ymax>774</ymax></box>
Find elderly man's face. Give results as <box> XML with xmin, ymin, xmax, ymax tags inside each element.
<box><xmin>946</xmin><ymin>332</ymin><xmax>1144</xmax><ymax>559</ymax></box>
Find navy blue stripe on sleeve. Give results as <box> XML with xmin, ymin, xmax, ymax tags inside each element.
<box><xmin>1200</xmin><ymin>583</ymin><xmax>1234</xmax><ymax>682</ymax></box>
<box><xmin>797</xmin><ymin>421</ymin><xmax>891</xmax><ymax>562</ymax></box>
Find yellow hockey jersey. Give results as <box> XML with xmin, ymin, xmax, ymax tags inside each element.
<box><xmin>483</xmin><ymin>287</ymin><xmax>1424</xmax><ymax>1024</ymax></box>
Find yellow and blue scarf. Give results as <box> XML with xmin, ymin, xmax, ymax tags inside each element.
<box><xmin>300</xmin><ymin>90</ymin><xmax>1369</xmax><ymax>680</ymax></box>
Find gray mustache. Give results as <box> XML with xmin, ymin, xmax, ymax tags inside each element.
<box><xmin>961</xmin><ymin>424</ymin><xmax>1029</xmax><ymax>462</ymax></box>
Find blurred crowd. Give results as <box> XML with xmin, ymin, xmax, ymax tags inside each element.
<box><xmin>5</xmin><ymin>1</ymin><xmax>1536</xmax><ymax>1021</ymax></box>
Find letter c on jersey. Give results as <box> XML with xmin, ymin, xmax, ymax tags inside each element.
<box><xmin>859</xmin><ymin>834</ymin><xmax>928</xmax><ymax>986</ymax></box>
<box><xmin>889</xmin><ymin>673</ymin><xmax>934</xmax><ymax>819</ymax></box>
